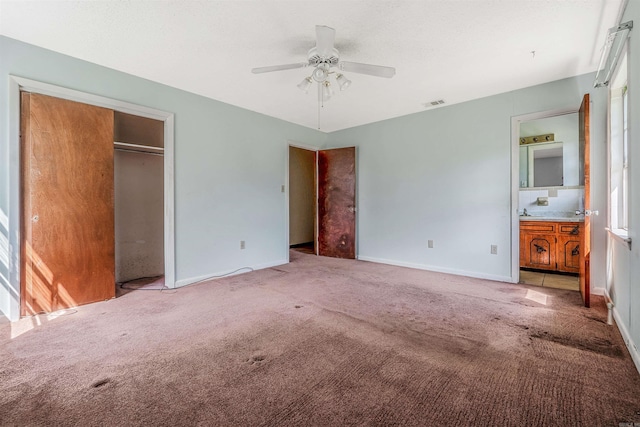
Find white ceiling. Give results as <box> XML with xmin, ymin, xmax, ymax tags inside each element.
<box><xmin>0</xmin><ymin>0</ymin><xmax>625</xmax><ymax>132</ymax></box>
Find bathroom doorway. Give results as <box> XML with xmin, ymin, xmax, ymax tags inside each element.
<box><xmin>512</xmin><ymin>95</ymin><xmax>591</xmax><ymax>305</ymax></box>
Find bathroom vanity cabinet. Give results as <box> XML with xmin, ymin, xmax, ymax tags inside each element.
<box><xmin>520</xmin><ymin>220</ymin><xmax>582</xmax><ymax>273</ymax></box>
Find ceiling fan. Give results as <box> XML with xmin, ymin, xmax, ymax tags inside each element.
<box><xmin>251</xmin><ymin>25</ymin><xmax>396</xmax><ymax>103</ymax></box>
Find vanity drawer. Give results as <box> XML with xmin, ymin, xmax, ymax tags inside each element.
<box><xmin>559</xmin><ymin>223</ymin><xmax>582</xmax><ymax>235</ymax></box>
<box><xmin>520</xmin><ymin>222</ymin><xmax>556</xmax><ymax>233</ymax></box>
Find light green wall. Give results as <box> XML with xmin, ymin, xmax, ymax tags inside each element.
<box><xmin>325</xmin><ymin>73</ymin><xmax>607</xmax><ymax>284</ymax></box>
<box><xmin>0</xmin><ymin>36</ymin><xmax>326</xmax><ymax>320</ymax></box>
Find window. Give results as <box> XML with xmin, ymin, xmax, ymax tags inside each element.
<box><xmin>608</xmin><ymin>47</ymin><xmax>629</xmax><ymax>233</ymax></box>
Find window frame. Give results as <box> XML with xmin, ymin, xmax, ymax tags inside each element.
<box><xmin>607</xmin><ymin>43</ymin><xmax>630</xmax><ymax>238</ymax></box>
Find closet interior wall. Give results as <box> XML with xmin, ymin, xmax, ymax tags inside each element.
<box><xmin>113</xmin><ymin>112</ymin><xmax>165</xmax><ymax>283</ymax></box>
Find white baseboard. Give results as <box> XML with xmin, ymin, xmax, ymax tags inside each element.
<box><xmin>174</xmin><ymin>259</ymin><xmax>288</xmax><ymax>288</ymax></box>
<box><xmin>357</xmin><ymin>255</ymin><xmax>513</xmax><ymax>283</ymax></box>
<box><xmin>591</xmin><ymin>287</ymin><xmax>605</xmax><ymax>296</ymax></box>
<box><xmin>604</xmin><ymin>289</ymin><xmax>640</xmax><ymax>375</ymax></box>
<box><xmin>612</xmin><ymin>306</ymin><xmax>640</xmax><ymax>375</ymax></box>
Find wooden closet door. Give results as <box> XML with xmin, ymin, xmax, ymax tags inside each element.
<box><xmin>21</xmin><ymin>93</ymin><xmax>115</xmax><ymax>315</ymax></box>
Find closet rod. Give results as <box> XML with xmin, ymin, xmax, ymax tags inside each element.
<box><xmin>114</xmin><ymin>147</ymin><xmax>164</xmax><ymax>157</ymax></box>
<box><xmin>114</xmin><ymin>141</ymin><xmax>164</xmax><ymax>155</ymax></box>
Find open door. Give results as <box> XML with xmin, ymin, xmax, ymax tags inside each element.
<box><xmin>579</xmin><ymin>94</ymin><xmax>591</xmax><ymax>307</ymax></box>
<box><xmin>317</xmin><ymin>147</ymin><xmax>356</xmax><ymax>259</ymax></box>
<box><xmin>21</xmin><ymin>93</ymin><xmax>115</xmax><ymax>315</ymax></box>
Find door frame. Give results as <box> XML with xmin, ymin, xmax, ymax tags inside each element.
<box><xmin>286</xmin><ymin>141</ymin><xmax>320</xmax><ymax>262</ymax></box>
<box><xmin>7</xmin><ymin>76</ymin><xmax>175</xmax><ymax>321</ymax></box>
<box><xmin>285</xmin><ymin>143</ymin><xmax>359</xmax><ymax>261</ymax></box>
<box><xmin>510</xmin><ymin>107</ymin><xmax>579</xmax><ymax>284</ymax></box>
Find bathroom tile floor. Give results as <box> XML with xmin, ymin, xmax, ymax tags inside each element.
<box><xmin>519</xmin><ymin>269</ymin><xmax>579</xmax><ymax>291</ymax></box>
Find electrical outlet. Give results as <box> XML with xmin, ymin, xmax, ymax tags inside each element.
<box><xmin>428</xmin><ymin>240</ymin><xmax>434</xmax><ymax>248</ymax></box>
<box><xmin>281</xmin><ymin>185</ymin><xmax>285</xmax><ymax>193</ymax></box>
<box><xmin>491</xmin><ymin>244</ymin><xmax>498</xmax><ymax>255</ymax></box>
<box><xmin>240</xmin><ymin>240</ymin><xmax>245</xmax><ymax>250</ymax></box>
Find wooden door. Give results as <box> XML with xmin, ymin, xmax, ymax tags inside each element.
<box><xmin>317</xmin><ymin>147</ymin><xmax>356</xmax><ymax>259</ymax></box>
<box><xmin>21</xmin><ymin>93</ymin><xmax>115</xmax><ymax>316</ymax></box>
<box><xmin>579</xmin><ymin>94</ymin><xmax>591</xmax><ymax>307</ymax></box>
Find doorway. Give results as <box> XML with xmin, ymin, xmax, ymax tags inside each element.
<box><xmin>511</xmin><ymin>95</ymin><xmax>591</xmax><ymax>306</ymax></box>
<box><xmin>114</xmin><ymin>112</ymin><xmax>165</xmax><ymax>290</ymax></box>
<box><xmin>287</xmin><ymin>144</ymin><xmax>357</xmax><ymax>260</ymax></box>
<box><xmin>289</xmin><ymin>145</ymin><xmax>317</xmax><ymax>255</ymax></box>
<box><xmin>20</xmin><ymin>95</ymin><xmax>167</xmax><ymax>315</ymax></box>
<box><xmin>8</xmin><ymin>76</ymin><xmax>175</xmax><ymax>320</ymax></box>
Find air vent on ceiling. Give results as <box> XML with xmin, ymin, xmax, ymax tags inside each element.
<box><xmin>424</xmin><ymin>99</ymin><xmax>445</xmax><ymax>107</ymax></box>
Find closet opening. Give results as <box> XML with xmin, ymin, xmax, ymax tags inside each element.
<box><xmin>114</xmin><ymin>112</ymin><xmax>166</xmax><ymax>292</ymax></box>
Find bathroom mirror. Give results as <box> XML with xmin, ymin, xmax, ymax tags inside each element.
<box><xmin>521</xmin><ymin>142</ymin><xmax>563</xmax><ymax>187</ymax></box>
<box><xmin>519</xmin><ymin>113</ymin><xmax>580</xmax><ymax>188</ymax></box>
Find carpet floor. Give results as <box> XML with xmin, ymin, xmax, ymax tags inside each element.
<box><xmin>1</xmin><ymin>251</ymin><xmax>639</xmax><ymax>426</ymax></box>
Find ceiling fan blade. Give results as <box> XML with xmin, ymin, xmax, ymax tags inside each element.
<box><xmin>251</xmin><ymin>63</ymin><xmax>308</xmax><ymax>74</ymax></box>
<box><xmin>339</xmin><ymin>61</ymin><xmax>396</xmax><ymax>78</ymax></box>
<box><xmin>315</xmin><ymin>25</ymin><xmax>336</xmax><ymax>57</ymax></box>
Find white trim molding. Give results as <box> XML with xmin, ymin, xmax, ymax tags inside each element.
<box><xmin>607</xmin><ymin>292</ymin><xmax>640</xmax><ymax>375</ymax></box>
<box><xmin>358</xmin><ymin>255</ymin><xmax>513</xmax><ymax>283</ymax></box>
<box><xmin>175</xmin><ymin>259</ymin><xmax>287</xmax><ymax>288</ymax></box>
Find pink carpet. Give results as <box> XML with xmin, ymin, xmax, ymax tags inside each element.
<box><xmin>1</xmin><ymin>250</ymin><xmax>639</xmax><ymax>426</ymax></box>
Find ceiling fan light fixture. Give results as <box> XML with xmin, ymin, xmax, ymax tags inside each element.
<box><xmin>312</xmin><ymin>66</ymin><xmax>329</xmax><ymax>82</ymax></box>
<box><xmin>336</xmin><ymin>73</ymin><xmax>351</xmax><ymax>91</ymax></box>
<box><xmin>322</xmin><ymin>81</ymin><xmax>333</xmax><ymax>101</ymax></box>
<box><xmin>297</xmin><ymin>76</ymin><xmax>312</xmax><ymax>93</ymax></box>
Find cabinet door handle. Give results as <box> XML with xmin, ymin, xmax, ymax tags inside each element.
<box><xmin>534</xmin><ymin>244</ymin><xmax>547</xmax><ymax>253</ymax></box>
<box><xmin>572</xmin><ymin>245</ymin><xmax>579</xmax><ymax>256</ymax></box>
<box><xmin>570</xmin><ymin>225</ymin><xmax>579</xmax><ymax>235</ymax></box>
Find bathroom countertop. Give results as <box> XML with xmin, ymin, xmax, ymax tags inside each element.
<box><xmin>519</xmin><ymin>216</ymin><xmax>584</xmax><ymax>223</ymax></box>
<box><xmin>519</xmin><ymin>211</ymin><xmax>584</xmax><ymax>222</ymax></box>
<box><xmin>520</xmin><ymin>211</ymin><xmax>584</xmax><ymax>222</ymax></box>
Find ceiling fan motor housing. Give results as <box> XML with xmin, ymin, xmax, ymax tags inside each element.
<box><xmin>307</xmin><ymin>47</ymin><xmax>340</xmax><ymax>67</ymax></box>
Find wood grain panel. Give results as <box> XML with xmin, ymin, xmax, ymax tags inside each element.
<box><xmin>579</xmin><ymin>94</ymin><xmax>591</xmax><ymax>307</ymax></box>
<box><xmin>520</xmin><ymin>222</ymin><xmax>556</xmax><ymax>233</ymax></box>
<box><xmin>527</xmin><ymin>237</ymin><xmax>554</xmax><ymax>269</ymax></box>
<box><xmin>318</xmin><ymin>147</ymin><xmax>356</xmax><ymax>259</ymax></box>
<box><xmin>21</xmin><ymin>93</ymin><xmax>115</xmax><ymax>315</ymax></box>
<box><xmin>558</xmin><ymin>235</ymin><xmax>581</xmax><ymax>272</ymax></box>
<box><xmin>519</xmin><ymin>221</ymin><xmax>582</xmax><ymax>273</ymax></box>
<box><xmin>559</xmin><ymin>224</ymin><xmax>581</xmax><ymax>235</ymax></box>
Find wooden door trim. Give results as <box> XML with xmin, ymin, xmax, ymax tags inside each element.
<box><xmin>6</xmin><ymin>76</ymin><xmax>175</xmax><ymax>321</ymax></box>
<box><xmin>510</xmin><ymin>107</ymin><xmax>579</xmax><ymax>284</ymax></box>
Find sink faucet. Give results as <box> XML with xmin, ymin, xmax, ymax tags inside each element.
<box><xmin>523</xmin><ymin>208</ymin><xmax>529</xmax><ymax>216</ymax></box>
